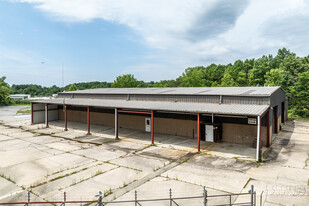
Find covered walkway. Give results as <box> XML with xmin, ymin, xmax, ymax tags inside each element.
<box><xmin>24</xmin><ymin>120</ymin><xmax>267</xmax><ymax>161</ymax></box>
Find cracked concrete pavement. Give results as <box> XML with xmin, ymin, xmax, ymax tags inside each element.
<box><xmin>0</xmin><ymin>106</ymin><xmax>308</xmax><ymax>205</ymax></box>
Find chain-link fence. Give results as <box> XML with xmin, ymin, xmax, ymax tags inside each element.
<box><xmin>0</xmin><ymin>185</ymin><xmax>257</xmax><ymax>206</ymax></box>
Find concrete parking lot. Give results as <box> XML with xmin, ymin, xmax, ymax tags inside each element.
<box><xmin>0</xmin><ymin>106</ymin><xmax>308</xmax><ymax>205</ymax></box>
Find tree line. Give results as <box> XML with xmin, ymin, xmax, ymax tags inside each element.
<box><xmin>1</xmin><ymin>48</ymin><xmax>308</xmax><ymax>117</ymax></box>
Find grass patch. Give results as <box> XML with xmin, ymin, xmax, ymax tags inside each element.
<box><xmin>104</xmin><ymin>188</ymin><xmax>112</xmax><ymax>197</ymax></box>
<box><xmin>0</xmin><ymin>173</ymin><xmax>16</xmax><ymax>184</ymax></box>
<box><xmin>288</xmin><ymin>112</ymin><xmax>309</xmax><ymax>121</ymax></box>
<box><xmin>16</xmin><ymin>106</ymin><xmax>31</xmax><ymax>114</ymax></box>
<box><xmin>243</xmin><ymin>177</ymin><xmax>253</xmax><ymax>189</ymax></box>
<box><xmin>181</xmin><ymin>157</ymin><xmax>190</xmax><ymax>164</ymax></box>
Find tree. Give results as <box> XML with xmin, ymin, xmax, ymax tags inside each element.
<box><xmin>221</xmin><ymin>65</ymin><xmax>238</xmax><ymax>87</ymax></box>
<box><xmin>68</xmin><ymin>84</ymin><xmax>78</xmax><ymax>91</ymax></box>
<box><xmin>289</xmin><ymin>72</ymin><xmax>309</xmax><ymax>117</ymax></box>
<box><xmin>177</xmin><ymin>67</ymin><xmax>205</xmax><ymax>87</ymax></box>
<box><xmin>221</xmin><ymin>72</ymin><xmax>238</xmax><ymax>87</ymax></box>
<box><xmin>265</xmin><ymin>69</ymin><xmax>285</xmax><ymax>86</ymax></box>
<box><xmin>112</xmin><ymin>74</ymin><xmax>139</xmax><ymax>88</ymax></box>
<box><xmin>249</xmin><ymin>56</ymin><xmax>270</xmax><ymax>86</ymax></box>
<box><xmin>0</xmin><ymin>76</ymin><xmax>11</xmax><ymax>105</ymax></box>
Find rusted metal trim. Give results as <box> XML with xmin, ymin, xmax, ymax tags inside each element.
<box><xmin>87</xmin><ymin>106</ymin><xmax>90</xmax><ymax>135</ymax></box>
<box><xmin>151</xmin><ymin>110</ymin><xmax>154</xmax><ymax>145</ymax></box>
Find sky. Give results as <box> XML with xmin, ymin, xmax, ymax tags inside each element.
<box><xmin>0</xmin><ymin>0</ymin><xmax>309</xmax><ymax>86</ymax></box>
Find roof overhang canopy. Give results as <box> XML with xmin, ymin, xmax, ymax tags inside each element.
<box><xmin>34</xmin><ymin>98</ymin><xmax>269</xmax><ymax>117</ymax></box>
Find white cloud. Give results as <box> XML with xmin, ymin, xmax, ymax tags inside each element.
<box><xmin>14</xmin><ymin>0</ymin><xmax>309</xmax><ymax>81</ymax></box>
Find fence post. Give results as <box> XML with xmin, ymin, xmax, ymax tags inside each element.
<box><xmin>135</xmin><ymin>190</ymin><xmax>138</xmax><ymax>206</ymax></box>
<box><xmin>95</xmin><ymin>191</ymin><xmax>103</xmax><ymax>206</ymax></box>
<box><xmin>62</xmin><ymin>192</ymin><xmax>66</xmax><ymax>206</ymax></box>
<box><xmin>24</xmin><ymin>191</ymin><xmax>30</xmax><ymax>206</ymax></box>
<box><xmin>170</xmin><ymin>188</ymin><xmax>172</xmax><ymax>206</ymax></box>
<box><xmin>250</xmin><ymin>185</ymin><xmax>254</xmax><ymax>206</ymax></box>
<box><xmin>203</xmin><ymin>186</ymin><xmax>207</xmax><ymax>206</ymax></box>
<box><xmin>229</xmin><ymin>194</ymin><xmax>232</xmax><ymax>206</ymax></box>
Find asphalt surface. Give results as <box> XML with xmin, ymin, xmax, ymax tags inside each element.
<box><xmin>0</xmin><ymin>105</ymin><xmax>30</xmax><ymax>122</ymax></box>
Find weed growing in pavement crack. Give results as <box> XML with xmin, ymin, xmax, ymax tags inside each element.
<box><xmin>0</xmin><ymin>173</ymin><xmax>15</xmax><ymax>184</ymax></box>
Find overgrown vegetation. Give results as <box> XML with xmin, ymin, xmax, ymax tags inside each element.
<box><xmin>1</xmin><ymin>48</ymin><xmax>309</xmax><ymax>118</ymax></box>
<box><xmin>16</xmin><ymin>107</ymin><xmax>31</xmax><ymax>114</ymax></box>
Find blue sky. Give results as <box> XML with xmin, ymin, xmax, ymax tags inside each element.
<box><xmin>1</xmin><ymin>0</ymin><xmax>309</xmax><ymax>86</ymax></box>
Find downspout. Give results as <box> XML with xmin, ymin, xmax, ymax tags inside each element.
<box><xmin>256</xmin><ymin>115</ymin><xmax>261</xmax><ymax>162</ymax></box>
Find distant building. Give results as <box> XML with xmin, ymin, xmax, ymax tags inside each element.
<box><xmin>10</xmin><ymin>94</ymin><xmax>31</xmax><ymax>100</ymax></box>
<box><xmin>31</xmin><ymin>87</ymin><xmax>287</xmax><ymax>161</ymax></box>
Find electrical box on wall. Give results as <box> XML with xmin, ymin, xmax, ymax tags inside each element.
<box><xmin>248</xmin><ymin>118</ymin><xmax>257</xmax><ymax>125</ymax></box>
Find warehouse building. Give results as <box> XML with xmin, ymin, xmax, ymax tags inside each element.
<box><xmin>31</xmin><ymin>87</ymin><xmax>287</xmax><ymax>161</ymax></box>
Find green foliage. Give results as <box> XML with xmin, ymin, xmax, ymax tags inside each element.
<box><xmin>11</xmin><ymin>99</ymin><xmax>31</xmax><ymax>105</ymax></box>
<box><xmin>265</xmin><ymin>69</ymin><xmax>285</xmax><ymax>86</ymax></box>
<box><xmin>289</xmin><ymin>72</ymin><xmax>309</xmax><ymax>117</ymax></box>
<box><xmin>16</xmin><ymin>107</ymin><xmax>31</xmax><ymax>114</ymax></box>
<box><xmin>112</xmin><ymin>74</ymin><xmax>139</xmax><ymax>88</ymax></box>
<box><xmin>6</xmin><ymin>47</ymin><xmax>309</xmax><ymax>118</ymax></box>
<box><xmin>0</xmin><ymin>76</ymin><xmax>11</xmax><ymax>105</ymax></box>
<box><xmin>177</xmin><ymin>66</ymin><xmax>206</xmax><ymax>87</ymax></box>
<box><xmin>68</xmin><ymin>84</ymin><xmax>78</xmax><ymax>91</ymax></box>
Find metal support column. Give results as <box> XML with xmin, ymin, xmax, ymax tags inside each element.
<box><xmin>45</xmin><ymin>104</ymin><xmax>48</xmax><ymax>128</ymax></box>
<box><xmin>87</xmin><ymin>106</ymin><xmax>90</xmax><ymax>135</ymax></box>
<box><xmin>250</xmin><ymin>185</ymin><xmax>254</xmax><ymax>206</ymax></box>
<box><xmin>64</xmin><ymin>105</ymin><xmax>68</xmax><ymax>131</ymax></box>
<box><xmin>151</xmin><ymin>110</ymin><xmax>154</xmax><ymax>145</ymax></box>
<box><xmin>256</xmin><ymin>116</ymin><xmax>261</xmax><ymax>162</ymax></box>
<box><xmin>31</xmin><ymin>103</ymin><xmax>34</xmax><ymax>124</ymax></box>
<box><xmin>115</xmin><ymin>108</ymin><xmax>119</xmax><ymax>139</ymax></box>
<box><xmin>266</xmin><ymin>110</ymin><xmax>270</xmax><ymax>147</ymax></box>
<box><xmin>197</xmin><ymin>113</ymin><xmax>201</xmax><ymax>152</ymax></box>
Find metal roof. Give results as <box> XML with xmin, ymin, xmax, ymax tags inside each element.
<box><xmin>34</xmin><ymin>98</ymin><xmax>269</xmax><ymax>116</ymax></box>
<box><xmin>59</xmin><ymin>86</ymin><xmax>281</xmax><ymax>97</ymax></box>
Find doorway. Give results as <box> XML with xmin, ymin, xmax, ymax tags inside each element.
<box><xmin>201</xmin><ymin>123</ymin><xmax>222</xmax><ymax>142</ymax></box>
<box><xmin>145</xmin><ymin>118</ymin><xmax>151</xmax><ymax>132</ymax></box>
<box><xmin>273</xmin><ymin>106</ymin><xmax>278</xmax><ymax>133</ymax></box>
<box><xmin>281</xmin><ymin>101</ymin><xmax>285</xmax><ymax>123</ymax></box>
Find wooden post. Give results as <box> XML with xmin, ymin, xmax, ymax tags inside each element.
<box><xmin>197</xmin><ymin>113</ymin><xmax>201</xmax><ymax>152</ymax></box>
<box><xmin>151</xmin><ymin>110</ymin><xmax>154</xmax><ymax>145</ymax></box>
<box><xmin>87</xmin><ymin>106</ymin><xmax>90</xmax><ymax>135</ymax></box>
<box><xmin>64</xmin><ymin>105</ymin><xmax>68</xmax><ymax>131</ymax></box>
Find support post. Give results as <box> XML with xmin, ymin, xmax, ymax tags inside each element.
<box><xmin>266</xmin><ymin>110</ymin><xmax>270</xmax><ymax>147</ymax></box>
<box><xmin>115</xmin><ymin>108</ymin><xmax>119</xmax><ymax>139</ymax></box>
<box><xmin>197</xmin><ymin>113</ymin><xmax>201</xmax><ymax>152</ymax></box>
<box><xmin>64</xmin><ymin>105</ymin><xmax>68</xmax><ymax>131</ymax></box>
<box><xmin>31</xmin><ymin>103</ymin><xmax>34</xmax><ymax>124</ymax></box>
<box><xmin>256</xmin><ymin>116</ymin><xmax>261</xmax><ymax>162</ymax></box>
<box><xmin>169</xmin><ymin>188</ymin><xmax>172</xmax><ymax>206</ymax></box>
<box><xmin>203</xmin><ymin>186</ymin><xmax>207</xmax><ymax>206</ymax></box>
<box><xmin>87</xmin><ymin>106</ymin><xmax>90</xmax><ymax>135</ymax></box>
<box><xmin>151</xmin><ymin>110</ymin><xmax>154</xmax><ymax>145</ymax></box>
<box><xmin>45</xmin><ymin>104</ymin><xmax>49</xmax><ymax>128</ymax></box>
<box><xmin>135</xmin><ymin>190</ymin><xmax>137</xmax><ymax>206</ymax></box>
<box><xmin>24</xmin><ymin>191</ymin><xmax>30</xmax><ymax>206</ymax></box>
<box><xmin>250</xmin><ymin>185</ymin><xmax>254</xmax><ymax>206</ymax></box>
